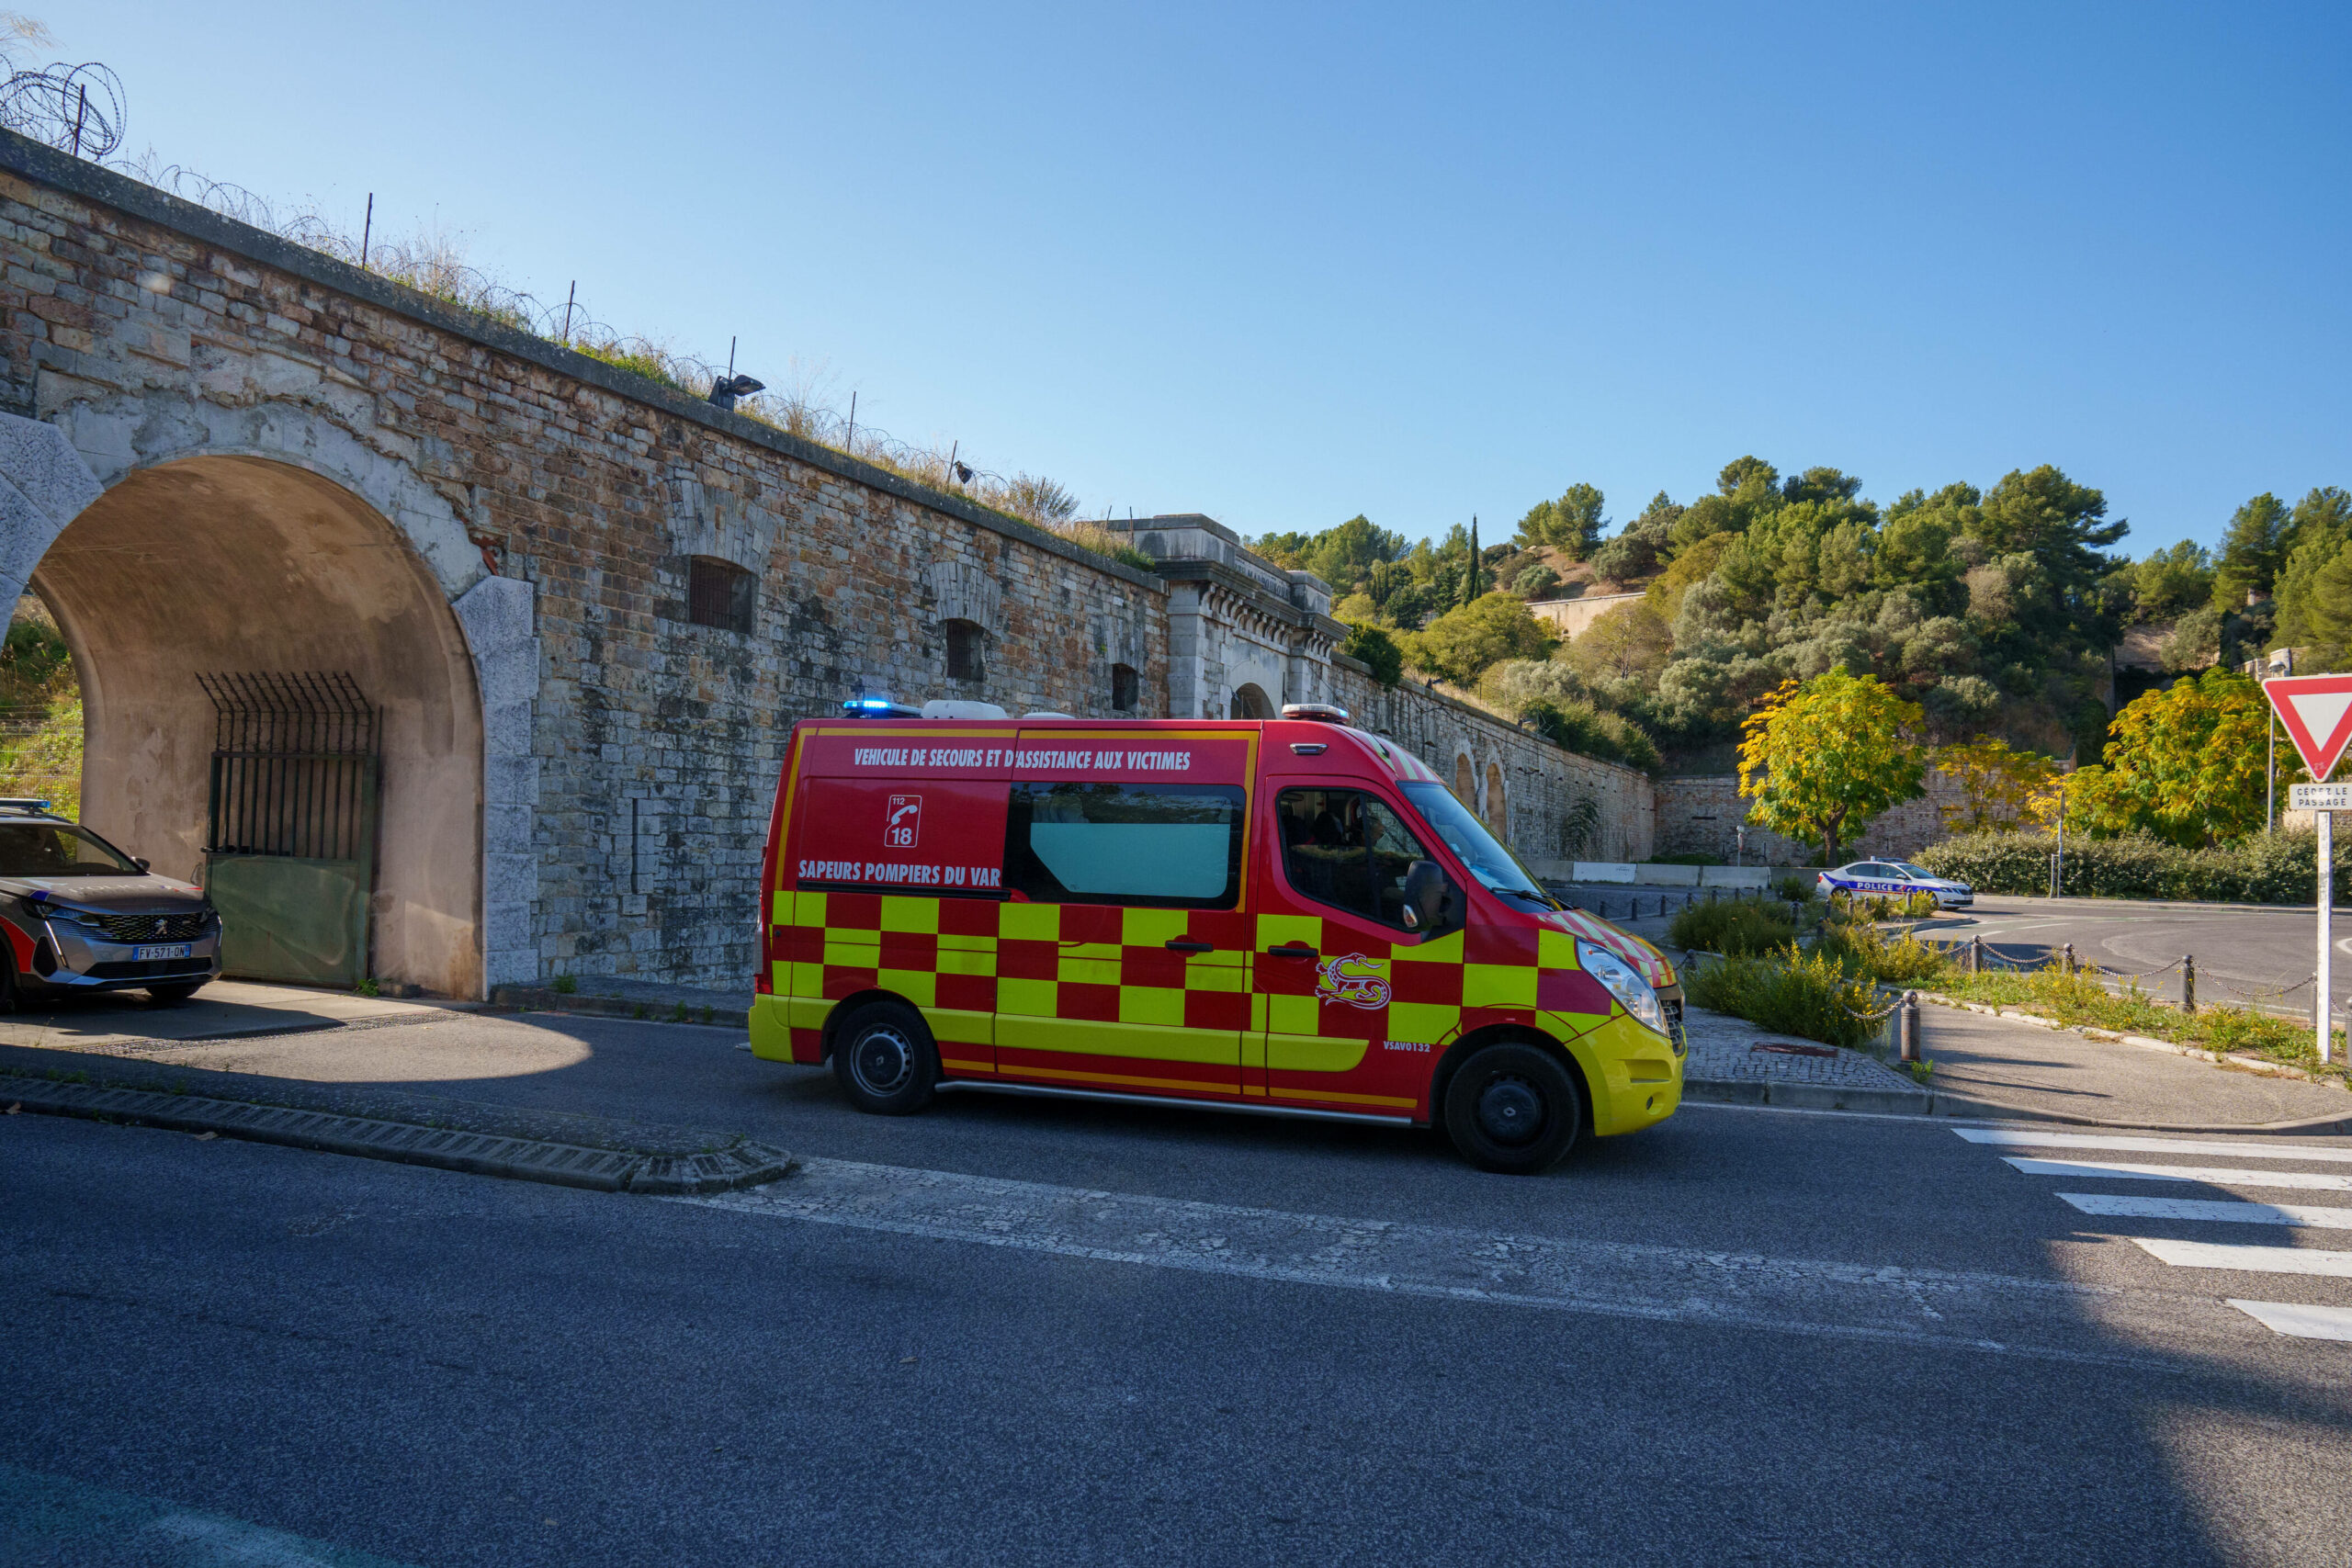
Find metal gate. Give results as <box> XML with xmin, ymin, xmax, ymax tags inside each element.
<box><xmin>200</xmin><ymin>672</ymin><xmax>379</xmax><ymax>987</ymax></box>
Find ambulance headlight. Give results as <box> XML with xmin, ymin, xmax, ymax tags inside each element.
<box><xmin>1576</xmin><ymin>940</ymin><xmax>1666</xmax><ymax>1036</ymax></box>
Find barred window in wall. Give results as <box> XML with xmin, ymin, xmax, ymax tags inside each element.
<box><xmin>945</xmin><ymin>619</ymin><xmax>986</xmax><ymax>682</ymax></box>
<box><xmin>1111</xmin><ymin>663</ymin><xmax>1139</xmax><ymax>711</ymax></box>
<box><xmin>687</xmin><ymin>558</ymin><xmax>755</xmax><ymax>634</ymax></box>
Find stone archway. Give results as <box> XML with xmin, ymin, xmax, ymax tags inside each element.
<box><xmin>1453</xmin><ymin>750</ymin><xmax>1476</xmax><ymax>808</ymax></box>
<box><xmin>0</xmin><ymin>412</ymin><xmax>538</xmax><ymax>998</ymax></box>
<box><xmin>1230</xmin><ymin>682</ymin><xmax>1273</xmax><ymax>719</ymax></box>
<box><xmin>1485</xmin><ymin>761</ymin><xmax>1507</xmax><ymax>838</ymax></box>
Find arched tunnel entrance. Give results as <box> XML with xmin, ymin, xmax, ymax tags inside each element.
<box><xmin>28</xmin><ymin>455</ymin><xmax>485</xmax><ymax>997</ymax></box>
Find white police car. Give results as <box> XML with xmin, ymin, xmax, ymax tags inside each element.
<box><xmin>1817</xmin><ymin>860</ymin><xmax>1973</xmax><ymax>908</ymax></box>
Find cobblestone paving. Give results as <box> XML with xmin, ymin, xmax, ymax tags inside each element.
<box><xmin>1682</xmin><ymin>1005</ymin><xmax>1925</xmax><ymax>1093</ymax></box>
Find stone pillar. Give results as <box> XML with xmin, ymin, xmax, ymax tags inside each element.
<box><xmin>453</xmin><ymin>574</ymin><xmax>541</xmax><ymax>990</ymax></box>
<box><xmin>1164</xmin><ymin>580</ymin><xmax>1207</xmax><ymax>718</ymax></box>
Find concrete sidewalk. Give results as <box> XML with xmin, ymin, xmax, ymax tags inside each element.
<box><xmin>1910</xmin><ymin>1001</ymin><xmax>2352</xmax><ymax>1132</ymax></box>
<box><xmin>0</xmin><ymin>978</ymin><xmax>468</xmax><ymax>1054</ymax></box>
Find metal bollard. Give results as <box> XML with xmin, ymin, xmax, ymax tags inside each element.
<box><xmin>1898</xmin><ymin>991</ymin><xmax>1920</xmax><ymax>1063</ymax></box>
<box><xmin>2064</xmin><ymin>942</ymin><xmax>2076</xmax><ymax>976</ymax></box>
<box><xmin>1968</xmin><ymin>935</ymin><xmax>1983</xmax><ymax>974</ymax></box>
<box><xmin>2183</xmin><ymin>954</ymin><xmax>2196</xmax><ymax>1014</ymax></box>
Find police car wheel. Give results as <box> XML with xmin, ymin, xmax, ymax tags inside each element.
<box><xmin>832</xmin><ymin>1001</ymin><xmax>938</xmax><ymax>1115</ymax></box>
<box><xmin>1442</xmin><ymin>1042</ymin><xmax>1583</xmax><ymax>1175</ymax></box>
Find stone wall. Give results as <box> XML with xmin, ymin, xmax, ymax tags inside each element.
<box><xmin>1655</xmin><ymin>773</ymin><xmax>1967</xmax><ymax>865</ymax></box>
<box><xmin>0</xmin><ymin>131</ymin><xmax>1169</xmax><ymax>992</ymax></box>
<box><xmin>1109</xmin><ymin>515</ymin><xmax>1342</xmax><ymax>720</ymax></box>
<box><xmin>1329</xmin><ymin>664</ymin><xmax>1655</xmax><ymax>868</ymax></box>
<box><xmin>1526</xmin><ymin>591</ymin><xmax>1645</xmax><ymax>642</ymax></box>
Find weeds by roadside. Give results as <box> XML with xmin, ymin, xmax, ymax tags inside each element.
<box><xmin>1683</xmin><ymin>949</ymin><xmax>1885</xmax><ymax>1052</ymax></box>
<box><xmin>1666</xmin><ymin>899</ymin><xmax>1797</xmax><ymax>956</ymax></box>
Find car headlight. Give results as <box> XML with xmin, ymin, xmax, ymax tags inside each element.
<box><xmin>1577</xmin><ymin>939</ymin><xmax>1666</xmax><ymax>1036</ymax></box>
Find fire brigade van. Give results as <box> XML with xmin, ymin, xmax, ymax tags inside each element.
<box><xmin>752</xmin><ymin>701</ymin><xmax>1684</xmax><ymax>1173</ymax></box>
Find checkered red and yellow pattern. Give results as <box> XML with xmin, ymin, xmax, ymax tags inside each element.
<box><xmin>767</xmin><ymin>892</ymin><xmax>1254</xmax><ymax>1082</ymax></box>
<box><xmin>761</xmin><ymin>889</ymin><xmax>1654</xmax><ymax>1117</ymax></box>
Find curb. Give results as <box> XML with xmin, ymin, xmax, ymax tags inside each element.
<box><xmin>491</xmin><ymin>987</ymin><xmax>750</xmax><ymax>1030</ymax></box>
<box><xmin>1683</xmin><ymin>1076</ymin><xmax>1934</xmax><ymax>1117</ymax></box>
<box><xmin>1681</xmin><ymin>1073</ymin><xmax>2352</xmax><ymax>1134</ymax></box>
<box><xmin>1912</xmin><ymin>1088</ymin><xmax>2352</xmax><ymax>1136</ymax></box>
<box><xmin>0</xmin><ymin>1072</ymin><xmax>795</xmax><ymax>1193</ymax></box>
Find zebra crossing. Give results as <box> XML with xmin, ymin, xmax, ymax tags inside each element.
<box><xmin>1957</xmin><ymin>1127</ymin><xmax>2352</xmax><ymax>1342</ymax></box>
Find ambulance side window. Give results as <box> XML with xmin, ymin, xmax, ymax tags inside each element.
<box><xmin>1004</xmin><ymin>782</ymin><xmax>1245</xmax><ymax>908</ymax></box>
<box><xmin>1276</xmin><ymin>788</ymin><xmax>1430</xmax><ymax>930</ymax></box>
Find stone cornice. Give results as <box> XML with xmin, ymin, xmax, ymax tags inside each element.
<box><xmin>1150</xmin><ymin>558</ymin><xmax>1346</xmax><ymax>641</ymax></box>
<box><xmin>0</xmin><ymin>129</ymin><xmax>1167</xmax><ymax>596</ymax></box>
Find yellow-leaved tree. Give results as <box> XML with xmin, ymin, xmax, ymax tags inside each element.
<box><xmin>1934</xmin><ymin>737</ymin><xmax>2062</xmax><ymax>834</ymax></box>
<box><xmin>1738</xmin><ymin>672</ymin><xmax>1928</xmax><ymax>865</ymax></box>
<box><xmin>2065</xmin><ymin>668</ymin><xmax>2284</xmax><ymax>848</ymax></box>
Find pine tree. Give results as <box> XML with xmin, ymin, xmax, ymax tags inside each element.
<box><xmin>2211</xmin><ymin>492</ymin><xmax>2289</xmax><ymax>608</ymax></box>
<box><xmin>1464</xmin><ymin>516</ymin><xmax>1481</xmax><ymax>605</ymax></box>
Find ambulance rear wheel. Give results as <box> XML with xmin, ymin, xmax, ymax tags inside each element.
<box><xmin>1442</xmin><ymin>1042</ymin><xmax>1583</xmax><ymax>1175</ymax></box>
<box><xmin>832</xmin><ymin>1000</ymin><xmax>938</xmax><ymax>1115</ymax></box>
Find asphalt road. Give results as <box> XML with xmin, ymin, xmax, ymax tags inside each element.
<box><xmin>7</xmin><ymin>1010</ymin><xmax>2352</xmax><ymax>1564</ymax></box>
<box><xmin>1949</xmin><ymin>897</ymin><xmax>2352</xmax><ymax>1016</ymax></box>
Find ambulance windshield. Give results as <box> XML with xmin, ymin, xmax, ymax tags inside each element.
<box><xmin>1399</xmin><ymin>783</ymin><xmax>1555</xmax><ymax>907</ymax></box>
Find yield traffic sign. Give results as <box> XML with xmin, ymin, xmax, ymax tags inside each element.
<box><xmin>2265</xmin><ymin>672</ymin><xmax>2352</xmax><ymax>782</ymax></box>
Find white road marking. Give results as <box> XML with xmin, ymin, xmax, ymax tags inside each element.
<box><xmin>2133</xmin><ymin>1238</ymin><xmax>2352</xmax><ymax>1276</ymax></box>
<box><xmin>2060</xmin><ymin>1192</ymin><xmax>2352</xmax><ymax>1228</ymax></box>
<box><xmin>2006</xmin><ymin>1157</ymin><xmax>2352</xmax><ymax>1191</ymax></box>
<box><xmin>2229</xmin><ymin>1299</ymin><xmax>2352</xmax><ymax>1341</ymax></box>
<box><xmin>669</xmin><ymin>1156</ymin><xmax>2233</xmax><ymax>1367</ymax></box>
<box><xmin>1957</xmin><ymin>1128</ymin><xmax>2352</xmax><ymax>1164</ymax></box>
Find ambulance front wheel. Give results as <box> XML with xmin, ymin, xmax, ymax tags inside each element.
<box><xmin>831</xmin><ymin>1000</ymin><xmax>939</xmax><ymax>1115</ymax></box>
<box><xmin>1442</xmin><ymin>1042</ymin><xmax>1584</xmax><ymax>1175</ymax></box>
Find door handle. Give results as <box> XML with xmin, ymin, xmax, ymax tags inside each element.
<box><xmin>1265</xmin><ymin>944</ymin><xmax>1318</xmax><ymax>959</ymax></box>
<box><xmin>1163</xmin><ymin>940</ymin><xmax>1215</xmax><ymax>953</ymax></box>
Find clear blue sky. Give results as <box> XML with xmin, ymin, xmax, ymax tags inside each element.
<box><xmin>64</xmin><ymin>1</ymin><xmax>2352</xmax><ymax>557</ymax></box>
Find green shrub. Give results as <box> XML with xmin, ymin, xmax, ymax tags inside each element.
<box><xmin>1338</xmin><ymin>621</ymin><xmax>1404</xmax><ymax>688</ymax></box>
<box><xmin>1815</xmin><ymin>919</ymin><xmax>1952</xmax><ymax>985</ymax></box>
<box><xmin>1668</xmin><ymin>899</ymin><xmax>1797</xmax><ymax>955</ymax></box>
<box><xmin>1828</xmin><ymin>888</ymin><xmax>1939</xmax><ymax>920</ymax></box>
<box><xmin>1771</xmin><ymin>872</ymin><xmax>1817</xmax><ymax>903</ymax></box>
<box><xmin>1918</xmin><ymin>829</ymin><xmax>2342</xmax><ymax>904</ymax></box>
<box><xmin>1523</xmin><ymin>697</ymin><xmax>1663</xmax><ymax>773</ymax></box>
<box><xmin>552</xmin><ymin>974</ymin><xmax>578</xmax><ymax>995</ymax></box>
<box><xmin>1683</xmin><ymin>950</ymin><xmax>1883</xmax><ymax>1050</ymax></box>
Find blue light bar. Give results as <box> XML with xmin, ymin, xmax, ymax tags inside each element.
<box><xmin>841</xmin><ymin>694</ymin><xmax>922</xmax><ymax>718</ymax></box>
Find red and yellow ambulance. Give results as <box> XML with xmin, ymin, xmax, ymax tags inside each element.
<box><xmin>752</xmin><ymin>704</ymin><xmax>1684</xmax><ymax>1172</ymax></box>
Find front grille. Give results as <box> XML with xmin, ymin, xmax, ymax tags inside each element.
<box><xmin>87</xmin><ymin>958</ymin><xmax>214</xmax><ymax>980</ymax></box>
<box><xmin>1663</xmin><ymin>997</ymin><xmax>1687</xmax><ymax>1056</ymax></box>
<box><xmin>88</xmin><ymin>910</ymin><xmax>210</xmax><ymax>943</ymax></box>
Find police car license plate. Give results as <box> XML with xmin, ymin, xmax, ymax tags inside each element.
<box><xmin>135</xmin><ymin>942</ymin><xmax>191</xmax><ymax>962</ymax></box>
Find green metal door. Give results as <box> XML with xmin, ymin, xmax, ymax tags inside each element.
<box><xmin>200</xmin><ymin>673</ymin><xmax>379</xmax><ymax>987</ymax></box>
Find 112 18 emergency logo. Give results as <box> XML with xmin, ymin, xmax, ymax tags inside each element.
<box><xmin>884</xmin><ymin>795</ymin><xmax>922</xmax><ymax>849</ymax></box>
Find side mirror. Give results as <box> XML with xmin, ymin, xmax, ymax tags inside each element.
<box><xmin>133</xmin><ymin>858</ymin><xmax>149</xmax><ymax>871</ymax></box>
<box><xmin>1401</xmin><ymin>859</ymin><xmax>1452</xmax><ymax>934</ymax></box>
